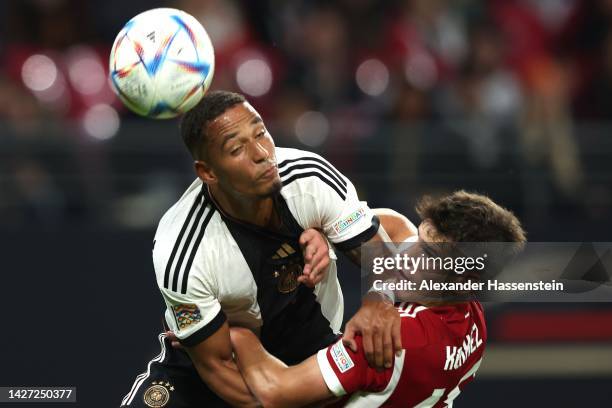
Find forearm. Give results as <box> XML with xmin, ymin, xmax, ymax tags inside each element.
<box><xmin>232</xmin><ymin>332</ymin><xmax>287</xmax><ymax>405</ymax></box>
<box><xmin>374</xmin><ymin>208</ymin><xmax>417</xmax><ymax>242</ymax></box>
<box><xmin>188</xmin><ymin>350</ymin><xmax>260</xmax><ymax>407</ymax></box>
<box><xmin>231</xmin><ymin>329</ymin><xmax>332</xmax><ymax>408</ymax></box>
<box><xmin>345</xmin><ymin>209</ymin><xmax>417</xmax><ymax>269</ymax></box>
<box><xmin>344</xmin><ymin>222</ymin><xmax>405</xmax><ymax>303</ymax></box>
<box><xmin>342</xmin><ymin>223</ymin><xmax>386</xmax><ymax>266</ymax></box>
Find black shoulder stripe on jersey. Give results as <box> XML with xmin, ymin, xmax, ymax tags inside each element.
<box><xmin>170</xmin><ymin>198</ymin><xmax>210</xmax><ymax>292</ymax></box>
<box><xmin>163</xmin><ymin>191</ymin><xmax>203</xmax><ymax>289</ymax></box>
<box><xmin>279</xmin><ymin>162</ymin><xmax>347</xmax><ymax>195</ymax></box>
<box><xmin>334</xmin><ymin>215</ymin><xmax>380</xmax><ymax>252</ymax></box>
<box><xmin>277</xmin><ymin>156</ymin><xmax>347</xmax><ymax>188</ymax></box>
<box><xmin>180</xmin><ymin>206</ymin><xmax>216</xmax><ymax>294</ymax></box>
<box><xmin>178</xmin><ymin>308</ymin><xmax>226</xmax><ymax>347</ymax></box>
<box><xmin>282</xmin><ymin>171</ymin><xmax>346</xmax><ymax>201</ymax></box>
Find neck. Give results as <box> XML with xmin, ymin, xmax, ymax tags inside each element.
<box><xmin>208</xmin><ymin>184</ymin><xmax>277</xmax><ymax>228</ymax></box>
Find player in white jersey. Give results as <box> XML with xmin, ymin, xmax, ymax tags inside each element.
<box><xmin>120</xmin><ymin>91</ymin><xmax>408</xmax><ymax>407</ymax></box>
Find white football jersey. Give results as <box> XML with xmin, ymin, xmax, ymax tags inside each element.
<box><xmin>152</xmin><ymin>147</ymin><xmax>379</xmax><ymax>363</ymax></box>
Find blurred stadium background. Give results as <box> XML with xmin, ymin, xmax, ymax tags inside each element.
<box><xmin>1</xmin><ymin>0</ymin><xmax>612</xmax><ymax>406</ymax></box>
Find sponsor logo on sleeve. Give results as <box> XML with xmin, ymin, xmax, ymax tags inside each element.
<box><xmin>332</xmin><ymin>208</ymin><xmax>366</xmax><ymax>234</ymax></box>
<box><xmin>330</xmin><ymin>340</ymin><xmax>354</xmax><ymax>373</ymax></box>
<box><xmin>172</xmin><ymin>304</ymin><xmax>202</xmax><ymax>330</ymax></box>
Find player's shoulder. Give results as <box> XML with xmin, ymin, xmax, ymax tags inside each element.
<box><xmin>153</xmin><ymin>179</ymin><xmax>225</xmax><ymax>281</ymax></box>
<box><xmin>155</xmin><ymin>178</ymin><xmax>219</xmax><ymax>237</ymax></box>
<box><xmin>156</xmin><ymin>178</ymin><xmax>202</xmax><ymax>228</ymax></box>
<box><xmin>397</xmin><ymin>302</ymin><xmax>463</xmax><ymax>347</ymax></box>
<box><xmin>275</xmin><ymin>146</ymin><xmax>327</xmax><ymax>162</ymax></box>
<box><xmin>470</xmin><ymin>300</ymin><xmax>485</xmax><ymax>317</ymax></box>
<box><xmin>468</xmin><ymin>300</ymin><xmax>487</xmax><ymax>337</ymax></box>
<box><xmin>397</xmin><ymin>303</ymin><xmax>432</xmax><ymax>347</ymax></box>
<box><xmin>275</xmin><ymin>146</ymin><xmax>349</xmax><ymax>200</ymax></box>
<box><xmin>399</xmin><ymin>302</ymin><xmax>486</xmax><ymax>348</ymax></box>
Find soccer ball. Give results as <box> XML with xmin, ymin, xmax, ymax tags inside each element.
<box><xmin>109</xmin><ymin>8</ymin><xmax>215</xmax><ymax>119</ymax></box>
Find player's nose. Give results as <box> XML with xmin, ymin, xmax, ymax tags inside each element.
<box><xmin>252</xmin><ymin>141</ymin><xmax>270</xmax><ymax>163</ymax></box>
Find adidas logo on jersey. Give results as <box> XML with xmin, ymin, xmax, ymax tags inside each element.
<box><xmin>444</xmin><ymin>323</ymin><xmax>483</xmax><ymax>371</ymax></box>
<box><xmin>272</xmin><ymin>243</ymin><xmax>297</xmax><ymax>260</ymax></box>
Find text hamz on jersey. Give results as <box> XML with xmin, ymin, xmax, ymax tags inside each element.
<box><xmin>444</xmin><ymin>323</ymin><xmax>483</xmax><ymax>371</ymax></box>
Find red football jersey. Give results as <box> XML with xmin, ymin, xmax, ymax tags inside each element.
<box><xmin>316</xmin><ymin>301</ymin><xmax>487</xmax><ymax>407</ymax></box>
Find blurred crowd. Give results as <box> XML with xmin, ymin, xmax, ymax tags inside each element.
<box><xmin>1</xmin><ymin>0</ymin><xmax>612</xmax><ymax>238</ymax></box>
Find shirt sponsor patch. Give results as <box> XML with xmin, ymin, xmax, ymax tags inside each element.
<box><xmin>172</xmin><ymin>304</ymin><xmax>202</xmax><ymax>330</ymax></box>
<box><xmin>332</xmin><ymin>208</ymin><xmax>366</xmax><ymax>234</ymax></box>
<box><xmin>330</xmin><ymin>340</ymin><xmax>354</xmax><ymax>373</ymax></box>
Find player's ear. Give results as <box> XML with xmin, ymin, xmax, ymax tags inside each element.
<box><xmin>195</xmin><ymin>160</ymin><xmax>217</xmax><ymax>184</ymax></box>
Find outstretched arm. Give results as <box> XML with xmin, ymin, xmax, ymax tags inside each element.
<box><xmin>374</xmin><ymin>208</ymin><xmax>418</xmax><ymax>242</ymax></box>
<box><xmin>184</xmin><ymin>322</ymin><xmax>259</xmax><ymax>407</ymax></box>
<box><xmin>341</xmin><ymin>208</ymin><xmax>416</xmax><ymax>369</ymax></box>
<box><xmin>229</xmin><ymin>328</ymin><xmax>335</xmax><ymax>408</ymax></box>
<box><xmin>342</xmin><ymin>208</ymin><xmax>417</xmax><ymax>265</ymax></box>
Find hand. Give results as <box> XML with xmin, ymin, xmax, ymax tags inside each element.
<box><xmin>342</xmin><ymin>294</ymin><xmax>402</xmax><ymax>369</ymax></box>
<box><xmin>164</xmin><ymin>331</ymin><xmax>183</xmax><ymax>349</ymax></box>
<box><xmin>298</xmin><ymin>228</ymin><xmax>331</xmax><ymax>287</ymax></box>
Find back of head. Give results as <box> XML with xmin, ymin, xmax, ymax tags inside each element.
<box><xmin>416</xmin><ymin>190</ymin><xmax>526</xmax><ymax>244</ymax></box>
<box><xmin>180</xmin><ymin>90</ymin><xmax>246</xmax><ymax>160</ymax></box>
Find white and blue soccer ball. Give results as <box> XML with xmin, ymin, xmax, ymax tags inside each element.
<box><xmin>109</xmin><ymin>8</ymin><xmax>215</xmax><ymax>119</ymax></box>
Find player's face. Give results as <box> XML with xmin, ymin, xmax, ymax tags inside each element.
<box><xmin>204</xmin><ymin>102</ymin><xmax>281</xmax><ymax>198</ymax></box>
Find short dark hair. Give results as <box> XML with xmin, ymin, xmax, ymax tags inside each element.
<box><xmin>180</xmin><ymin>90</ymin><xmax>247</xmax><ymax>160</ymax></box>
<box><xmin>416</xmin><ymin>190</ymin><xmax>526</xmax><ymax>243</ymax></box>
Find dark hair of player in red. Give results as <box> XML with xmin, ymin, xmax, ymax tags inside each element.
<box><xmin>416</xmin><ymin>190</ymin><xmax>526</xmax><ymax>244</ymax></box>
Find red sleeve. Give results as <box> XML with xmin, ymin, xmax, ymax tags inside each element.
<box><xmin>316</xmin><ymin>336</ymin><xmax>392</xmax><ymax>397</ymax></box>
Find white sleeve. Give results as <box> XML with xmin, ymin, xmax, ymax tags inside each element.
<box><xmin>281</xmin><ymin>154</ymin><xmax>379</xmax><ymax>251</ymax></box>
<box><xmin>309</xmin><ymin>167</ymin><xmax>379</xmax><ymax>251</ymax></box>
<box><xmin>160</xmin><ymin>263</ymin><xmax>225</xmax><ymax>347</ymax></box>
<box><xmin>317</xmin><ymin>348</ymin><xmax>347</xmax><ymax>397</ymax></box>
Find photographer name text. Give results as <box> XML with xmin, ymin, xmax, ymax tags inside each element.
<box><xmin>372</xmin><ymin>279</ymin><xmax>564</xmax><ymax>292</ymax></box>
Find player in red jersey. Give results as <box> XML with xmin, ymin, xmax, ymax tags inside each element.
<box><xmin>229</xmin><ymin>191</ymin><xmax>526</xmax><ymax>407</ymax></box>
<box><xmin>231</xmin><ymin>300</ymin><xmax>487</xmax><ymax>407</ymax></box>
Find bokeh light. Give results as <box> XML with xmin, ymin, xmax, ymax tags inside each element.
<box><xmin>236</xmin><ymin>58</ymin><xmax>273</xmax><ymax>97</ymax></box>
<box><xmin>404</xmin><ymin>52</ymin><xmax>438</xmax><ymax>91</ymax></box>
<box><xmin>21</xmin><ymin>54</ymin><xmax>58</xmax><ymax>92</ymax></box>
<box><xmin>295</xmin><ymin>111</ymin><xmax>329</xmax><ymax>147</ymax></box>
<box><xmin>82</xmin><ymin>104</ymin><xmax>120</xmax><ymax>140</ymax></box>
<box><xmin>355</xmin><ymin>59</ymin><xmax>389</xmax><ymax>97</ymax></box>
<box><xmin>67</xmin><ymin>47</ymin><xmax>106</xmax><ymax>96</ymax></box>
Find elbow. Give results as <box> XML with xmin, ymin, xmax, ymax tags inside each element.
<box><xmin>377</xmin><ymin>209</ymin><xmax>417</xmax><ymax>241</ymax></box>
<box><xmin>249</xmin><ymin>375</ymin><xmax>285</xmax><ymax>408</ymax></box>
<box><xmin>194</xmin><ymin>354</ymin><xmax>229</xmax><ymax>375</ymax></box>
<box><xmin>232</xmin><ymin>398</ymin><xmax>261</xmax><ymax>408</ymax></box>
<box><xmin>196</xmin><ymin>359</ymin><xmax>260</xmax><ymax>408</ymax></box>
<box><xmin>257</xmin><ymin>387</ymin><xmax>283</xmax><ymax>408</ymax></box>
